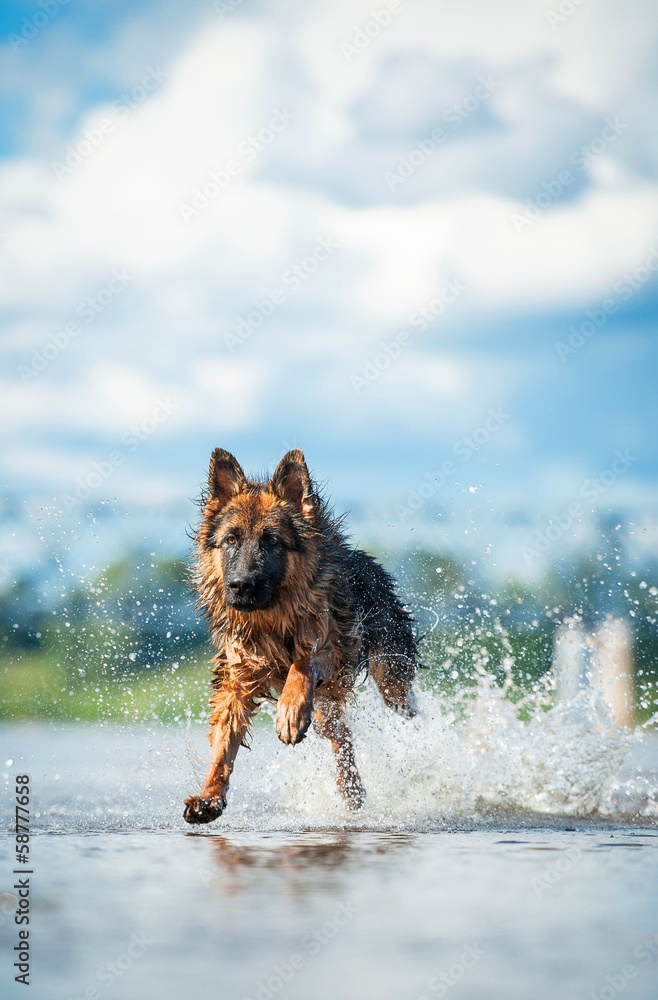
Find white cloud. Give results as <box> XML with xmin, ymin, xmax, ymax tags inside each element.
<box><xmin>1</xmin><ymin>2</ymin><xmax>656</xmax><ymax>331</ymax></box>
<box><xmin>0</xmin><ymin>357</ymin><xmax>264</xmax><ymax>441</ymax></box>
<box><xmin>1</xmin><ymin>0</ymin><xmax>656</xmax><ymax>521</ymax></box>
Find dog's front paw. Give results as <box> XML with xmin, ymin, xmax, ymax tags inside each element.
<box><xmin>276</xmin><ymin>693</ymin><xmax>313</xmax><ymax>746</ymax></box>
<box><xmin>183</xmin><ymin>795</ymin><xmax>225</xmax><ymax>825</ymax></box>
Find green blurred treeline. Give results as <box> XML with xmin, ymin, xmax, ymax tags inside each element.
<box><xmin>1</xmin><ymin>549</ymin><xmax>656</xmax><ymax>724</ymax></box>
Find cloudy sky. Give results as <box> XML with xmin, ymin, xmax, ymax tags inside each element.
<box><xmin>1</xmin><ymin>0</ymin><xmax>657</xmax><ymax>574</ymax></box>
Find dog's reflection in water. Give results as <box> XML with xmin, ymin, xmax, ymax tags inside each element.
<box><xmin>194</xmin><ymin>833</ymin><xmax>413</xmax><ymax>898</ymax></box>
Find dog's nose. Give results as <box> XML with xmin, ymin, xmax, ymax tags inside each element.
<box><xmin>227</xmin><ymin>575</ymin><xmax>255</xmax><ymax>597</ymax></box>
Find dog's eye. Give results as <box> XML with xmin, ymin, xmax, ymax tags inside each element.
<box><xmin>263</xmin><ymin>535</ymin><xmax>279</xmax><ymax>548</ymax></box>
<box><xmin>224</xmin><ymin>534</ymin><xmax>237</xmax><ymax>546</ymax></box>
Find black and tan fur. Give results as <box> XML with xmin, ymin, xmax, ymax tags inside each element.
<box><xmin>183</xmin><ymin>448</ymin><xmax>419</xmax><ymax>824</ymax></box>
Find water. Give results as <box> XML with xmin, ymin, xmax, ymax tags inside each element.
<box><xmin>1</xmin><ymin>684</ymin><xmax>658</xmax><ymax>1000</ymax></box>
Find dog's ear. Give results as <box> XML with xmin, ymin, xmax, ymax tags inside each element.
<box><xmin>270</xmin><ymin>449</ymin><xmax>314</xmax><ymax>516</ymax></box>
<box><xmin>208</xmin><ymin>449</ymin><xmax>246</xmax><ymax>508</ymax></box>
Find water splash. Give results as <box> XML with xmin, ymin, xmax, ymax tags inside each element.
<box><xmin>8</xmin><ymin>677</ymin><xmax>654</xmax><ymax>837</ymax></box>
<box><xmin>225</xmin><ymin>682</ymin><xmax>645</xmax><ymax>830</ymax></box>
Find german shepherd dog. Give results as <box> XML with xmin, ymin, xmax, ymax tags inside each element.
<box><xmin>183</xmin><ymin>449</ymin><xmax>420</xmax><ymax>825</ymax></box>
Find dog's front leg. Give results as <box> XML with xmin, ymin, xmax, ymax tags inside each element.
<box><xmin>275</xmin><ymin>653</ymin><xmax>315</xmax><ymax>746</ymax></box>
<box><xmin>276</xmin><ymin>643</ymin><xmax>334</xmax><ymax>746</ymax></box>
<box><xmin>184</xmin><ymin>681</ymin><xmax>258</xmax><ymax>825</ymax></box>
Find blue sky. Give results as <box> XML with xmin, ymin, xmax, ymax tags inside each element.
<box><xmin>1</xmin><ymin>0</ymin><xmax>657</xmax><ymax>578</ymax></box>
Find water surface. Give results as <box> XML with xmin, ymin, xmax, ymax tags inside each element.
<box><xmin>2</xmin><ymin>688</ymin><xmax>657</xmax><ymax>1000</ymax></box>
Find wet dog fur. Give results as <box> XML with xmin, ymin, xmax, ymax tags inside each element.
<box><xmin>183</xmin><ymin>448</ymin><xmax>420</xmax><ymax>824</ymax></box>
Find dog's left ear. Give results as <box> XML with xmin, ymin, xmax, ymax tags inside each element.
<box><xmin>270</xmin><ymin>449</ymin><xmax>314</xmax><ymax>517</ymax></box>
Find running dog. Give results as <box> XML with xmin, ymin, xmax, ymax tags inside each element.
<box><xmin>183</xmin><ymin>448</ymin><xmax>420</xmax><ymax>824</ymax></box>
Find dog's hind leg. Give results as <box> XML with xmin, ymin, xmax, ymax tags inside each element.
<box><xmin>369</xmin><ymin>652</ymin><xmax>417</xmax><ymax>719</ymax></box>
<box><xmin>313</xmin><ymin>698</ymin><xmax>365</xmax><ymax>810</ymax></box>
<box><xmin>348</xmin><ymin>549</ymin><xmax>419</xmax><ymax>719</ymax></box>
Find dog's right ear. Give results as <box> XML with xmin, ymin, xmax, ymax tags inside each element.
<box><xmin>208</xmin><ymin>449</ymin><xmax>246</xmax><ymax>508</ymax></box>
